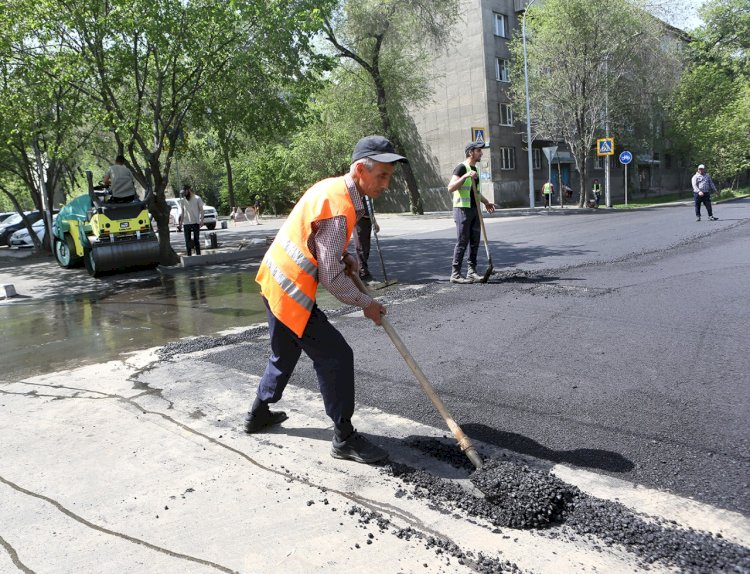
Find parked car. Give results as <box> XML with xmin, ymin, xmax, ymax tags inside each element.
<box><xmin>166</xmin><ymin>197</ymin><xmax>182</xmax><ymax>232</ymax></box>
<box><xmin>166</xmin><ymin>197</ymin><xmax>217</xmax><ymax>231</ymax></box>
<box><xmin>0</xmin><ymin>212</ymin><xmax>16</xmax><ymax>223</ymax></box>
<box><xmin>202</xmin><ymin>205</ymin><xmax>217</xmax><ymax>230</ymax></box>
<box><xmin>9</xmin><ymin>215</ymin><xmax>58</xmax><ymax>248</ymax></box>
<box><xmin>0</xmin><ymin>211</ymin><xmax>43</xmax><ymax>246</ymax></box>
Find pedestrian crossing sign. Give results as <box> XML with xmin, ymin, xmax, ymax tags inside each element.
<box><xmin>471</xmin><ymin>127</ymin><xmax>486</xmax><ymax>145</ymax></box>
<box><xmin>597</xmin><ymin>138</ymin><xmax>614</xmax><ymax>156</ymax></box>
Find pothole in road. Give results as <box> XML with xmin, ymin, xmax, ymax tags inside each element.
<box><xmin>381</xmin><ymin>437</ymin><xmax>749</xmax><ymax>574</ymax></box>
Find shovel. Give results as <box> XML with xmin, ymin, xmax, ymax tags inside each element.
<box><xmin>352</xmin><ymin>274</ymin><xmax>483</xmax><ymax>470</ymax></box>
<box><xmin>367</xmin><ymin>197</ymin><xmax>398</xmax><ymax>290</ymax></box>
<box><xmin>473</xmin><ymin>188</ymin><xmax>495</xmax><ymax>283</ymax></box>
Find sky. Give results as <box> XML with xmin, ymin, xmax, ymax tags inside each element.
<box><xmin>654</xmin><ymin>0</ymin><xmax>706</xmax><ymax>31</ymax></box>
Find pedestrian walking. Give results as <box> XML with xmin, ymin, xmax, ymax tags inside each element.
<box><xmin>563</xmin><ymin>183</ymin><xmax>573</xmax><ymax>202</ymax></box>
<box><xmin>178</xmin><ymin>184</ymin><xmax>204</xmax><ymax>256</ymax></box>
<box><xmin>446</xmin><ymin>142</ymin><xmax>496</xmax><ymax>284</ymax></box>
<box><xmin>246</xmin><ymin>135</ymin><xmax>407</xmax><ymax>464</ymax></box>
<box><xmin>253</xmin><ymin>196</ymin><xmax>263</xmax><ymax>225</ymax></box>
<box><xmin>691</xmin><ymin>164</ymin><xmax>719</xmax><ymax>222</ymax></box>
<box><xmin>592</xmin><ymin>179</ymin><xmax>602</xmax><ymax>207</ymax></box>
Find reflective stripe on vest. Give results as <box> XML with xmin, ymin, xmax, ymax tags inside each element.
<box><xmin>256</xmin><ymin>176</ymin><xmax>356</xmax><ymax>337</ymax></box>
<box><xmin>592</xmin><ymin>183</ymin><xmax>601</xmax><ymax>192</ymax></box>
<box><xmin>542</xmin><ymin>182</ymin><xmax>553</xmax><ymax>194</ymax></box>
<box><xmin>453</xmin><ymin>161</ymin><xmax>478</xmax><ymax>208</ymax></box>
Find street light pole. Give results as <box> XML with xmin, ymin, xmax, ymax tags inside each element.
<box><xmin>522</xmin><ymin>0</ymin><xmax>537</xmax><ymax>208</ymax></box>
<box><xmin>604</xmin><ymin>55</ymin><xmax>611</xmax><ymax>208</ymax></box>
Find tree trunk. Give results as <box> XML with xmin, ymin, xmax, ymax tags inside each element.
<box><xmin>372</xmin><ymin>60</ymin><xmax>423</xmax><ymax>214</ymax></box>
<box><xmin>223</xmin><ymin>144</ymin><xmax>236</xmax><ymax>209</ymax></box>
<box><xmin>148</xmin><ymin>168</ymin><xmax>180</xmax><ymax>266</ymax></box>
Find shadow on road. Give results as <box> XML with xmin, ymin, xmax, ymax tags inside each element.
<box><xmin>463</xmin><ymin>423</ymin><xmax>635</xmax><ymax>473</ymax></box>
<box><xmin>371</xmin><ymin>237</ymin><xmax>595</xmax><ymax>284</ymax></box>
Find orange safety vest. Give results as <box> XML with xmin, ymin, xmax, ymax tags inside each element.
<box><xmin>256</xmin><ymin>176</ymin><xmax>356</xmax><ymax>337</ymax></box>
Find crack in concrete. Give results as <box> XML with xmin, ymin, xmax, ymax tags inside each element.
<box><xmin>0</xmin><ymin>475</ymin><xmax>239</xmax><ymax>573</ymax></box>
<box><xmin>0</xmin><ymin>534</ymin><xmax>36</xmax><ymax>573</ymax></box>
<box><xmin>3</xmin><ymin>379</ymin><xmax>465</xmax><ymax>560</ymax></box>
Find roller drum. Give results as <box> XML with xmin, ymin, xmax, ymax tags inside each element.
<box><xmin>90</xmin><ymin>237</ymin><xmax>160</xmax><ymax>273</ymax></box>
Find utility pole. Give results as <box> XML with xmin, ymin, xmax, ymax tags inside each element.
<box><xmin>522</xmin><ymin>0</ymin><xmax>538</xmax><ymax>208</ymax></box>
<box><xmin>604</xmin><ymin>55</ymin><xmax>611</xmax><ymax>208</ymax></box>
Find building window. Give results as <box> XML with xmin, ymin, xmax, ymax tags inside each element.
<box><xmin>494</xmin><ymin>13</ymin><xmax>509</xmax><ymax>38</ymax></box>
<box><xmin>496</xmin><ymin>58</ymin><xmax>510</xmax><ymax>82</ymax></box>
<box><xmin>533</xmin><ymin>148</ymin><xmax>541</xmax><ymax>170</ymax></box>
<box><xmin>499</xmin><ymin>103</ymin><xmax>513</xmax><ymax>126</ymax></box>
<box><xmin>594</xmin><ymin>155</ymin><xmax>606</xmax><ymax>170</ymax></box>
<box><xmin>499</xmin><ymin>147</ymin><xmax>515</xmax><ymax>170</ymax></box>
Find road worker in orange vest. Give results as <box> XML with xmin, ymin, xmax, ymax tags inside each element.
<box><xmin>247</xmin><ymin>135</ymin><xmax>407</xmax><ymax>464</ymax></box>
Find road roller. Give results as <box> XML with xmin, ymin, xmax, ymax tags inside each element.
<box><xmin>53</xmin><ymin>170</ymin><xmax>160</xmax><ymax>277</ymax></box>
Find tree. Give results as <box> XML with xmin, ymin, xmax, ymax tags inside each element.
<box><xmin>0</xmin><ymin>1</ymin><xmax>93</xmax><ymax>250</ymax></box>
<box><xmin>321</xmin><ymin>0</ymin><xmax>461</xmax><ymax>214</ymax></box>
<box><xmin>669</xmin><ymin>0</ymin><xmax>750</xmax><ymax>186</ymax></box>
<box><xmin>191</xmin><ymin>1</ymin><xmax>332</xmax><ymax>212</ymax></box>
<box><xmin>24</xmin><ymin>0</ymin><xmax>327</xmax><ymax>264</ymax></box>
<box><xmin>509</xmin><ymin>0</ymin><xmax>682</xmax><ymax>206</ymax></box>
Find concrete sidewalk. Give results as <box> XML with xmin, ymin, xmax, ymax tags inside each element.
<box><xmin>2</xmin><ymin>338</ymin><xmax>748</xmax><ymax>573</ymax></box>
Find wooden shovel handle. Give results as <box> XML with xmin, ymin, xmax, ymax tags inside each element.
<box><xmin>352</xmin><ymin>274</ymin><xmax>483</xmax><ymax>469</ymax></box>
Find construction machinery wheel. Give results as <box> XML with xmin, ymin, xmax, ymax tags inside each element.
<box><xmin>54</xmin><ymin>235</ymin><xmax>82</xmax><ymax>268</ymax></box>
<box><xmin>84</xmin><ymin>249</ymin><xmax>101</xmax><ymax>277</ymax></box>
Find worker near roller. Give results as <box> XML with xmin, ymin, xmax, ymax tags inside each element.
<box><xmin>102</xmin><ymin>155</ymin><xmax>137</xmax><ymax>203</ymax></box>
<box><xmin>246</xmin><ymin>135</ymin><xmax>407</xmax><ymax>464</ymax></box>
<box><xmin>178</xmin><ymin>184</ymin><xmax>204</xmax><ymax>256</ymax></box>
<box><xmin>447</xmin><ymin>142</ymin><xmax>495</xmax><ymax>284</ymax></box>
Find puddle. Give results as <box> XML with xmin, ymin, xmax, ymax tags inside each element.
<box><xmin>1</xmin><ymin>267</ymin><xmax>338</xmax><ymax>383</ymax></box>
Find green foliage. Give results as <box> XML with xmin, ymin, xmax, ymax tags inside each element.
<box><xmin>509</xmin><ymin>0</ymin><xmax>681</xmax><ymax>203</ymax></box>
<box><xmin>669</xmin><ymin>0</ymin><xmax>750</xmax><ymax>183</ymax></box>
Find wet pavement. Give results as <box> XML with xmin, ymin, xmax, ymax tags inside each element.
<box><xmin>0</xmin><ymin>260</ymin><xmax>340</xmax><ymax>384</ymax></box>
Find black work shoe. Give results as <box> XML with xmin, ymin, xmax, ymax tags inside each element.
<box><xmin>708</xmin><ymin>216</ymin><xmax>718</xmax><ymax>221</ymax></box>
<box><xmin>696</xmin><ymin>216</ymin><xmax>701</xmax><ymax>222</ymax></box>
<box><xmin>331</xmin><ymin>431</ymin><xmax>388</xmax><ymax>464</ymax></box>
<box><xmin>244</xmin><ymin>409</ymin><xmax>288</xmax><ymax>433</ymax></box>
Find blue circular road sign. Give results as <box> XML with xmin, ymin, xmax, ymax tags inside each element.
<box><xmin>619</xmin><ymin>151</ymin><xmax>633</xmax><ymax>165</ymax></box>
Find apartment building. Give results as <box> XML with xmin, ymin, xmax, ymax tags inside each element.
<box><xmin>407</xmin><ymin>0</ymin><xmax>685</xmax><ymax>210</ymax></box>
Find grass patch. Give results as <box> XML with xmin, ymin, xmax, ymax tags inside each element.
<box><xmin>613</xmin><ymin>186</ymin><xmax>750</xmax><ymax>209</ymax></box>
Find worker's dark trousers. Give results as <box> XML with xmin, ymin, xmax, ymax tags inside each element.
<box><xmin>452</xmin><ymin>207</ymin><xmax>480</xmax><ymax>270</ymax></box>
<box><xmin>356</xmin><ymin>216</ymin><xmax>372</xmax><ymax>276</ymax></box>
<box><xmin>694</xmin><ymin>193</ymin><xmax>713</xmax><ymax>217</ymax></box>
<box><xmin>256</xmin><ymin>297</ymin><xmax>355</xmax><ymax>438</ymax></box>
<box><xmin>183</xmin><ymin>223</ymin><xmax>201</xmax><ymax>256</ymax></box>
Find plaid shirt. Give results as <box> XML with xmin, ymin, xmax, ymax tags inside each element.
<box><xmin>692</xmin><ymin>172</ymin><xmax>717</xmax><ymax>194</ymax></box>
<box><xmin>307</xmin><ymin>174</ymin><xmax>374</xmax><ymax>308</ymax></box>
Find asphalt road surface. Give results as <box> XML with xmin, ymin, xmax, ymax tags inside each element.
<box><xmin>189</xmin><ymin>199</ymin><xmax>750</xmax><ymax>517</ymax></box>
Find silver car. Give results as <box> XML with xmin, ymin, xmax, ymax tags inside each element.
<box><xmin>9</xmin><ymin>215</ymin><xmax>57</xmax><ymax>248</ymax></box>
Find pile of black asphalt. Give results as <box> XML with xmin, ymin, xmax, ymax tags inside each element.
<box><xmin>390</xmin><ymin>437</ymin><xmax>749</xmax><ymax>574</ymax></box>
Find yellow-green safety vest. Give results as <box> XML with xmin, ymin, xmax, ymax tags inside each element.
<box><xmin>542</xmin><ymin>182</ymin><xmax>553</xmax><ymax>195</ymax></box>
<box><xmin>453</xmin><ymin>161</ymin><xmax>478</xmax><ymax>208</ymax></box>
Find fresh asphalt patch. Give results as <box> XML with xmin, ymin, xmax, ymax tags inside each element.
<box><xmin>151</xmin><ymin>293</ymin><xmax>750</xmax><ymax>574</ymax></box>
